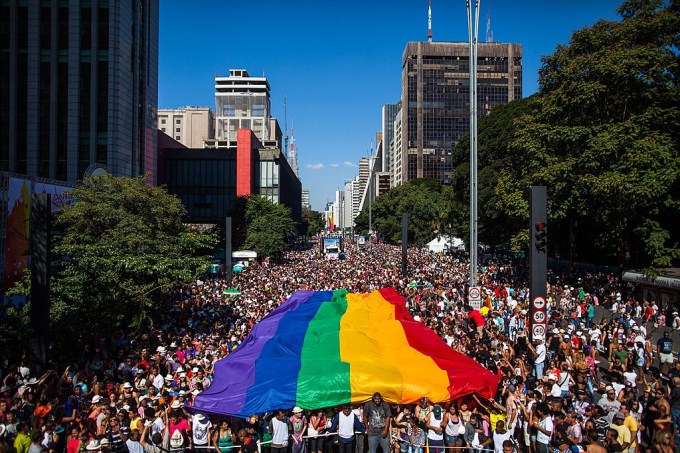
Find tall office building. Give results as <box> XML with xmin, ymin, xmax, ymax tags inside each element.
<box><xmin>158</xmin><ymin>107</ymin><xmax>214</xmax><ymax>149</ymax></box>
<box><xmin>213</xmin><ymin>69</ymin><xmax>279</xmax><ymax>148</ymax></box>
<box><xmin>0</xmin><ymin>0</ymin><xmax>159</xmax><ymax>183</ymax></box>
<box><xmin>381</xmin><ymin>103</ymin><xmax>400</xmax><ymax>175</ymax></box>
<box><xmin>398</xmin><ymin>41</ymin><xmax>522</xmax><ymax>184</ymax></box>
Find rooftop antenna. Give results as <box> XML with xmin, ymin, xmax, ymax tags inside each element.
<box><xmin>427</xmin><ymin>0</ymin><xmax>433</xmax><ymax>42</ymax></box>
<box><xmin>486</xmin><ymin>9</ymin><xmax>494</xmax><ymax>43</ymax></box>
<box><xmin>283</xmin><ymin>97</ymin><xmax>289</xmax><ymax>158</ymax></box>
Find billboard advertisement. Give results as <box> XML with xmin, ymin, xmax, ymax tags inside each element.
<box><xmin>33</xmin><ymin>181</ymin><xmax>74</xmax><ymax>213</ymax></box>
<box><xmin>4</xmin><ymin>177</ymin><xmax>31</xmax><ymax>292</ymax></box>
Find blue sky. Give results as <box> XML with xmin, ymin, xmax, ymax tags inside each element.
<box><xmin>159</xmin><ymin>0</ymin><xmax>623</xmax><ymax>211</ymax></box>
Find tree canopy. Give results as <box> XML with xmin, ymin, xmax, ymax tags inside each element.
<box><xmin>354</xmin><ymin>179</ymin><xmax>455</xmax><ymax>247</ymax></box>
<box><xmin>452</xmin><ymin>0</ymin><xmax>679</xmax><ymax>268</ymax></box>
<box><xmin>51</xmin><ymin>175</ymin><xmax>217</xmax><ymax>344</ymax></box>
<box><xmin>241</xmin><ymin>195</ymin><xmax>295</xmax><ymax>260</ymax></box>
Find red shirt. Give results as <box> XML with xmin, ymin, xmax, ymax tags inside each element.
<box><xmin>468</xmin><ymin>310</ymin><xmax>485</xmax><ymax>328</ymax></box>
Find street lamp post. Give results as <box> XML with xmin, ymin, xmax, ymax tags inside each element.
<box><xmin>467</xmin><ymin>0</ymin><xmax>480</xmax><ymax>287</ymax></box>
<box><xmin>368</xmin><ymin>173</ymin><xmax>372</xmax><ymax>250</ymax></box>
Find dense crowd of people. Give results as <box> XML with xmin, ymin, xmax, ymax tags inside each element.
<box><xmin>0</xmin><ymin>239</ymin><xmax>679</xmax><ymax>453</ymax></box>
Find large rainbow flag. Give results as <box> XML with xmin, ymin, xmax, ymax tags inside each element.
<box><xmin>192</xmin><ymin>288</ymin><xmax>498</xmax><ymax>417</ymax></box>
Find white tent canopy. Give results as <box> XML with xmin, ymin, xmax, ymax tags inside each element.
<box><xmin>427</xmin><ymin>236</ymin><xmax>465</xmax><ymax>253</ymax></box>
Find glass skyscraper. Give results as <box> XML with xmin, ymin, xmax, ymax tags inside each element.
<box><xmin>396</xmin><ymin>41</ymin><xmax>522</xmax><ymax>185</ymax></box>
<box><xmin>0</xmin><ymin>0</ymin><xmax>159</xmax><ymax>183</ymax></box>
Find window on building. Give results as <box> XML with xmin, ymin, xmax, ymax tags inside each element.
<box><xmin>176</xmin><ymin>128</ymin><xmax>180</xmax><ymax>133</ymax></box>
<box><xmin>161</xmin><ymin>118</ymin><xmax>166</xmax><ymax>124</ymax></box>
<box><xmin>176</xmin><ymin>119</ymin><xmax>181</xmax><ymax>124</ymax></box>
<box><xmin>161</xmin><ymin>128</ymin><xmax>165</xmax><ymax>132</ymax></box>
<box><xmin>176</xmin><ymin>136</ymin><xmax>180</xmax><ymax>140</ymax></box>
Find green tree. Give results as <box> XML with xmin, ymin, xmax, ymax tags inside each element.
<box><xmin>242</xmin><ymin>195</ymin><xmax>295</xmax><ymax>259</ymax></box>
<box><xmin>452</xmin><ymin>96</ymin><xmax>537</xmax><ymax>251</ymax></box>
<box><xmin>300</xmin><ymin>207</ymin><xmax>325</xmax><ymax>238</ymax></box>
<box><xmin>475</xmin><ymin>0</ymin><xmax>679</xmax><ymax>267</ymax></box>
<box><xmin>355</xmin><ymin>179</ymin><xmax>447</xmax><ymax>246</ymax></box>
<box><xmin>51</xmin><ymin>175</ymin><xmax>217</xmax><ymax>347</ymax></box>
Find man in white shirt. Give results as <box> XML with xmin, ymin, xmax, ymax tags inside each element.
<box><xmin>532</xmin><ymin>403</ymin><xmax>553</xmax><ymax>453</ymax></box>
<box><xmin>528</xmin><ymin>336</ymin><xmax>547</xmax><ymax>380</ymax></box>
<box><xmin>192</xmin><ymin>413</ymin><xmax>212</xmax><ymax>449</ymax></box>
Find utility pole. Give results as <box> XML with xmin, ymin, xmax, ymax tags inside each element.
<box><xmin>369</xmin><ymin>173</ymin><xmax>372</xmax><ymax>250</ymax></box>
<box><xmin>466</xmin><ymin>0</ymin><xmax>480</xmax><ymax>287</ymax></box>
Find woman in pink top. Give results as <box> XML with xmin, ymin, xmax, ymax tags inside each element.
<box><xmin>168</xmin><ymin>411</ymin><xmax>191</xmax><ymax>450</ymax></box>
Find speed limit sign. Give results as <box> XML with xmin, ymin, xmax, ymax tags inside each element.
<box><xmin>532</xmin><ymin>325</ymin><xmax>546</xmax><ymax>338</ymax></box>
<box><xmin>532</xmin><ymin>311</ymin><xmax>546</xmax><ymax>323</ymax></box>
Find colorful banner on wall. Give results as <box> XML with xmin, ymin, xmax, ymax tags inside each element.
<box><xmin>191</xmin><ymin>288</ymin><xmax>499</xmax><ymax>417</ymax></box>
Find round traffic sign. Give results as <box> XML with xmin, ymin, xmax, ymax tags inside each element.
<box><xmin>532</xmin><ymin>311</ymin><xmax>546</xmax><ymax>323</ymax></box>
<box><xmin>532</xmin><ymin>325</ymin><xmax>545</xmax><ymax>338</ymax></box>
<box><xmin>533</xmin><ymin>296</ymin><xmax>546</xmax><ymax>310</ymax></box>
<box><xmin>469</xmin><ymin>287</ymin><xmax>481</xmax><ymax>299</ymax></box>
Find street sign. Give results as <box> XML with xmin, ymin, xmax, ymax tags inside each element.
<box><xmin>469</xmin><ymin>286</ymin><xmax>481</xmax><ymax>310</ymax></box>
<box><xmin>532</xmin><ymin>296</ymin><xmax>546</xmax><ymax>310</ymax></box>
<box><xmin>532</xmin><ymin>324</ymin><xmax>545</xmax><ymax>339</ymax></box>
<box><xmin>532</xmin><ymin>311</ymin><xmax>546</xmax><ymax>323</ymax></box>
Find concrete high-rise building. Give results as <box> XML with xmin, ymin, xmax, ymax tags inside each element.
<box><xmin>391</xmin><ymin>109</ymin><xmax>403</xmax><ymax>187</ymax></box>
<box><xmin>301</xmin><ymin>188</ymin><xmax>310</xmax><ymax>210</ymax></box>
<box><xmin>381</xmin><ymin>103</ymin><xmax>400</xmax><ymax>175</ymax></box>
<box><xmin>158</xmin><ymin>107</ymin><xmax>214</xmax><ymax>148</ymax></box>
<box><xmin>398</xmin><ymin>41</ymin><xmax>522</xmax><ymax>184</ymax></box>
<box><xmin>0</xmin><ymin>1</ymin><xmax>159</xmax><ymax>183</ymax></box>
<box><xmin>212</xmin><ymin>69</ymin><xmax>284</xmax><ymax>149</ymax></box>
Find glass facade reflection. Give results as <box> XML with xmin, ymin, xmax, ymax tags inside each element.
<box><xmin>163</xmin><ymin>145</ymin><xmax>301</xmax><ymax>224</ymax></box>
<box><xmin>400</xmin><ymin>42</ymin><xmax>522</xmax><ymax>184</ymax></box>
<box><xmin>164</xmin><ymin>149</ymin><xmax>236</xmax><ymax>223</ymax></box>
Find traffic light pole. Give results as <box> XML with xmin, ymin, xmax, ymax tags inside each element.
<box><xmin>529</xmin><ymin>186</ymin><xmax>548</xmax><ymax>342</ymax></box>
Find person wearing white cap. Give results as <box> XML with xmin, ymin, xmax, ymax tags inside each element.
<box><xmin>192</xmin><ymin>412</ymin><xmax>212</xmax><ymax>449</ymax></box>
<box><xmin>597</xmin><ymin>386</ymin><xmax>621</xmax><ymax>423</ymax></box>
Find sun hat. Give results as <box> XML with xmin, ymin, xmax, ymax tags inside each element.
<box><xmin>171</xmin><ymin>400</ymin><xmax>182</xmax><ymax>409</ymax></box>
<box><xmin>85</xmin><ymin>439</ymin><xmax>101</xmax><ymax>451</ymax></box>
<box><xmin>92</xmin><ymin>395</ymin><xmax>102</xmax><ymax>404</ymax></box>
<box><xmin>292</xmin><ymin>406</ymin><xmax>303</xmax><ymax>414</ymax></box>
<box><xmin>123</xmin><ymin>382</ymin><xmax>132</xmax><ymax>389</ymax></box>
<box><xmin>195</xmin><ymin>413</ymin><xmax>206</xmax><ymax>421</ymax></box>
<box><xmin>100</xmin><ymin>438</ymin><xmax>110</xmax><ymax>446</ymax></box>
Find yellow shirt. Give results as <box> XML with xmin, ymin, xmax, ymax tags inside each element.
<box><xmin>609</xmin><ymin>423</ymin><xmax>631</xmax><ymax>446</ymax></box>
<box><xmin>623</xmin><ymin>416</ymin><xmax>638</xmax><ymax>448</ymax></box>
<box><xmin>489</xmin><ymin>412</ymin><xmax>506</xmax><ymax>431</ymax></box>
<box><xmin>14</xmin><ymin>432</ymin><xmax>32</xmax><ymax>453</ymax></box>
